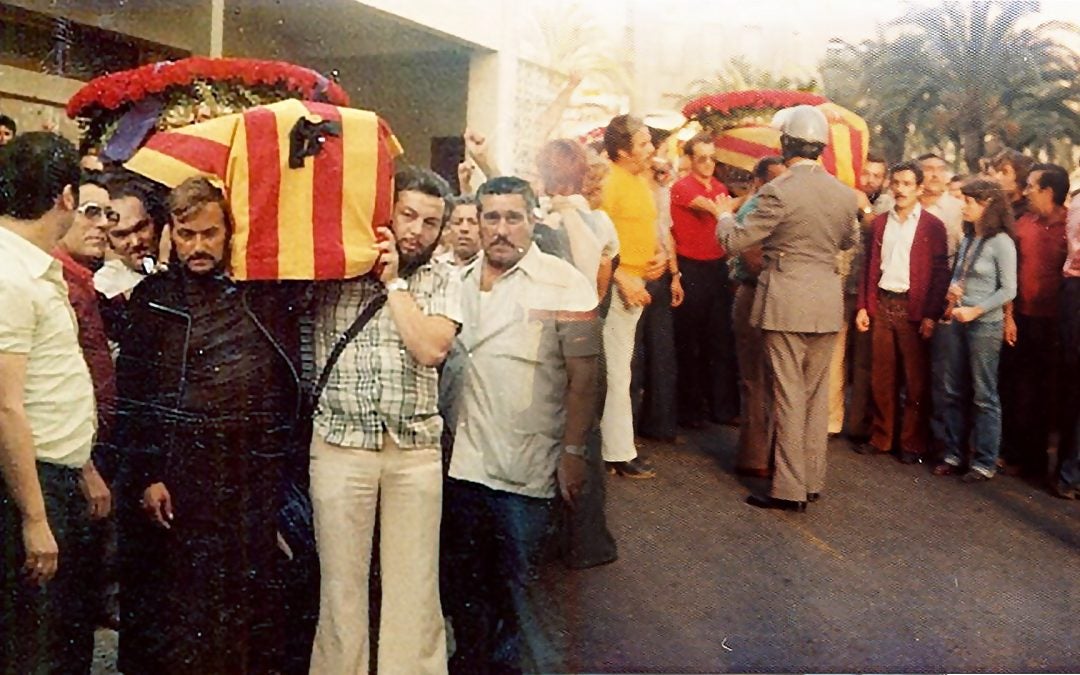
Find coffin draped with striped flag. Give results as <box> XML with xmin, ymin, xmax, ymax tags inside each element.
<box><xmin>125</xmin><ymin>98</ymin><xmax>403</xmax><ymax>281</ymax></box>
<box><xmin>712</xmin><ymin>102</ymin><xmax>869</xmax><ymax>188</ymax></box>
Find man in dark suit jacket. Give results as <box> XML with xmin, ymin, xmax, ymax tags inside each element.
<box><xmin>855</xmin><ymin>160</ymin><xmax>950</xmax><ymax>463</ymax></box>
<box><xmin>716</xmin><ymin>106</ymin><xmax>858</xmax><ymax>512</ymax></box>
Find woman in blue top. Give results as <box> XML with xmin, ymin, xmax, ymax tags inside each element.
<box><xmin>932</xmin><ymin>178</ymin><xmax>1017</xmax><ymax>481</ymax></box>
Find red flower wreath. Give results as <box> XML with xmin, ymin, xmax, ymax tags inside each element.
<box><xmin>681</xmin><ymin>89</ymin><xmax>826</xmax><ymax>122</ymax></box>
<box><xmin>67</xmin><ymin>57</ymin><xmax>349</xmax><ymax>118</ymax></box>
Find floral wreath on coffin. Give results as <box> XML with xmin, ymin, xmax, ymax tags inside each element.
<box><xmin>67</xmin><ymin>56</ymin><xmax>350</xmax><ymax>162</ymax></box>
<box><xmin>682</xmin><ymin>89</ymin><xmax>827</xmax><ymax>134</ymax></box>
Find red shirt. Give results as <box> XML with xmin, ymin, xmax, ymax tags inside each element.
<box><xmin>1014</xmin><ymin>210</ymin><xmax>1068</xmax><ymax>317</ymax></box>
<box><xmin>670</xmin><ymin>174</ymin><xmax>729</xmax><ymax>260</ymax></box>
<box><xmin>53</xmin><ymin>247</ymin><xmax>116</xmax><ymax>443</ymax></box>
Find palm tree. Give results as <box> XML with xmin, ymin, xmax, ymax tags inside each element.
<box><xmin>682</xmin><ymin>57</ymin><xmax>819</xmax><ymax>105</ymax></box>
<box><xmin>524</xmin><ymin>0</ymin><xmax>633</xmax><ymax>95</ymax></box>
<box><xmin>823</xmin><ymin>1</ymin><xmax>1080</xmax><ymax>171</ymax></box>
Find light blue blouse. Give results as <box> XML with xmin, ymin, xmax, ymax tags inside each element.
<box><xmin>951</xmin><ymin>232</ymin><xmax>1017</xmax><ymax>323</ymax></box>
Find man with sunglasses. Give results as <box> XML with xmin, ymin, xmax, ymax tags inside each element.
<box><xmin>670</xmin><ymin>132</ymin><xmax>736</xmax><ymax>429</ymax></box>
<box><xmin>55</xmin><ymin>172</ymin><xmax>117</xmax><ymax>451</ymax></box>
<box><xmin>51</xmin><ymin>170</ymin><xmax>119</xmax><ymax>632</ymax></box>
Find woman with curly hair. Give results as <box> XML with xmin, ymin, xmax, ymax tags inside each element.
<box><xmin>932</xmin><ymin>177</ymin><xmax>1017</xmax><ymax>481</ymax></box>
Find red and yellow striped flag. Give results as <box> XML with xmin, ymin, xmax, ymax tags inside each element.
<box><xmin>125</xmin><ymin>99</ymin><xmax>403</xmax><ymax>281</ymax></box>
<box><xmin>712</xmin><ymin>102</ymin><xmax>870</xmax><ymax>189</ymax></box>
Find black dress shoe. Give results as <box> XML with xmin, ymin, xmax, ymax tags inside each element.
<box><xmin>807</xmin><ymin>492</ymin><xmax>820</xmax><ymax>503</ymax></box>
<box><xmin>746</xmin><ymin>493</ymin><xmax>807</xmax><ymax>512</ymax></box>
<box><xmin>897</xmin><ymin>451</ymin><xmax>922</xmax><ymax>465</ymax></box>
<box><xmin>606</xmin><ymin>458</ymin><xmax>656</xmax><ymax>479</ymax></box>
<box><xmin>854</xmin><ymin>442</ymin><xmax>887</xmax><ymax>456</ymax></box>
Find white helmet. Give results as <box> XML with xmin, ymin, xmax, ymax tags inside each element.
<box><xmin>771</xmin><ymin>105</ymin><xmax>829</xmax><ymax>145</ymax></box>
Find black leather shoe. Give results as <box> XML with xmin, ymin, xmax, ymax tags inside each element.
<box><xmin>807</xmin><ymin>492</ymin><xmax>820</xmax><ymax>503</ymax></box>
<box><xmin>606</xmin><ymin>458</ymin><xmax>656</xmax><ymax>479</ymax></box>
<box><xmin>746</xmin><ymin>493</ymin><xmax>807</xmax><ymax>512</ymax></box>
<box><xmin>897</xmin><ymin>451</ymin><xmax>922</xmax><ymax>465</ymax></box>
<box><xmin>854</xmin><ymin>442</ymin><xmax>887</xmax><ymax>456</ymax></box>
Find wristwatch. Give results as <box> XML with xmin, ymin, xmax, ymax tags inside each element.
<box><xmin>562</xmin><ymin>444</ymin><xmax>586</xmax><ymax>458</ymax></box>
<box><xmin>385</xmin><ymin>278</ymin><xmax>408</xmax><ymax>293</ymax></box>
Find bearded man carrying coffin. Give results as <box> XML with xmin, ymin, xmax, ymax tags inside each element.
<box><xmin>113</xmin><ymin>177</ymin><xmax>305</xmax><ymax>674</ymax></box>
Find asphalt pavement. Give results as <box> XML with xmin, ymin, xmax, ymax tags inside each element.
<box><xmin>554</xmin><ymin>424</ymin><xmax>1079</xmax><ymax>673</ymax></box>
<box><xmin>92</xmin><ymin>423</ymin><xmax>1078</xmax><ymax>674</ymax></box>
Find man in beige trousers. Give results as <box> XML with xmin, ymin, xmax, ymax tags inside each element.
<box><xmin>716</xmin><ymin>106</ymin><xmax>858</xmax><ymax>512</ymax></box>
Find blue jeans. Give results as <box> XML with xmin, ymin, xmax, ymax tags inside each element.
<box><xmin>936</xmin><ymin>319</ymin><xmax>1004</xmax><ymax>475</ymax></box>
<box><xmin>444</xmin><ymin>479</ymin><xmax>561</xmax><ymax>674</ymax></box>
<box><xmin>930</xmin><ymin>318</ymin><xmax>962</xmax><ymax>452</ymax></box>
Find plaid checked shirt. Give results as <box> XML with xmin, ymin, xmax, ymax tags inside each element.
<box><xmin>313</xmin><ymin>260</ymin><xmax>463</xmax><ymax>449</ymax></box>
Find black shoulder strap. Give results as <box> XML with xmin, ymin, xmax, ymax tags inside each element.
<box><xmin>311</xmin><ymin>289</ymin><xmax>387</xmax><ymax>404</ymax></box>
<box><xmin>954</xmin><ymin>235</ymin><xmax>989</xmax><ymax>286</ymax></box>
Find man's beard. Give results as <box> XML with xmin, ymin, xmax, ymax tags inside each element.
<box><xmin>397</xmin><ymin>236</ymin><xmax>440</xmax><ymax>278</ymax></box>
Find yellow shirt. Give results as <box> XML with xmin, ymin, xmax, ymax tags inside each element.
<box><xmin>0</xmin><ymin>226</ymin><xmax>95</xmax><ymax>468</ymax></box>
<box><xmin>601</xmin><ymin>163</ymin><xmax>658</xmax><ymax>278</ymax></box>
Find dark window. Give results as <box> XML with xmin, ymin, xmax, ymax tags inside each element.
<box><xmin>0</xmin><ymin>3</ymin><xmax>188</xmax><ymax>81</ymax></box>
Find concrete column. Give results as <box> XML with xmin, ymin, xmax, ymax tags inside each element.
<box><xmin>465</xmin><ymin>50</ymin><xmax>517</xmax><ymax>178</ymax></box>
<box><xmin>210</xmin><ymin>0</ymin><xmax>224</xmax><ymax>57</ymax></box>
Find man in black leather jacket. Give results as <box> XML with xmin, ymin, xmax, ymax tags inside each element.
<box><xmin>112</xmin><ymin>177</ymin><xmax>312</xmax><ymax>674</ymax></box>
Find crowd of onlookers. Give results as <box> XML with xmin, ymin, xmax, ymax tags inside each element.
<box><xmin>750</xmin><ymin>147</ymin><xmax>1077</xmax><ymax>496</ymax></box>
<box><xmin>0</xmin><ymin>100</ymin><xmax>1077</xmax><ymax>675</ymax></box>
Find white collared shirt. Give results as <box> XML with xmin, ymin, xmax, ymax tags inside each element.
<box><xmin>0</xmin><ymin>226</ymin><xmax>95</xmax><ymax>468</ymax></box>
<box><xmin>923</xmin><ymin>193</ymin><xmax>964</xmax><ymax>260</ymax></box>
<box><xmin>448</xmin><ymin>244</ymin><xmax>600</xmax><ymax>498</ymax></box>
<box><xmin>879</xmin><ymin>203</ymin><xmax>923</xmax><ymax>293</ymax></box>
<box><xmin>93</xmin><ymin>258</ymin><xmax>146</xmax><ymax>299</ymax></box>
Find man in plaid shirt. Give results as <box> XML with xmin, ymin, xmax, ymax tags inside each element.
<box><xmin>309</xmin><ymin>167</ymin><xmax>461</xmax><ymax>675</ymax></box>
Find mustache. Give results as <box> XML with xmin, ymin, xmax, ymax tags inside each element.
<box><xmin>187</xmin><ymin>253</ymin><xmax>216</xmax><ymax>262</ymax></box>
<box><xmin>489</xmin><ymin>235</ymin><xmax>515</xmax><ymax>247</ymax></box>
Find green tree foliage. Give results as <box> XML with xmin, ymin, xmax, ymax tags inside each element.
<box><xmin>682</xmin><ymin>56</ymin><xmax>819</xmax><ymax>105</ymax></box>
<box><xmin>822</xmin><ymin>1</ymin><xmax>1080</xmax><ymax>171</ymax></box>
